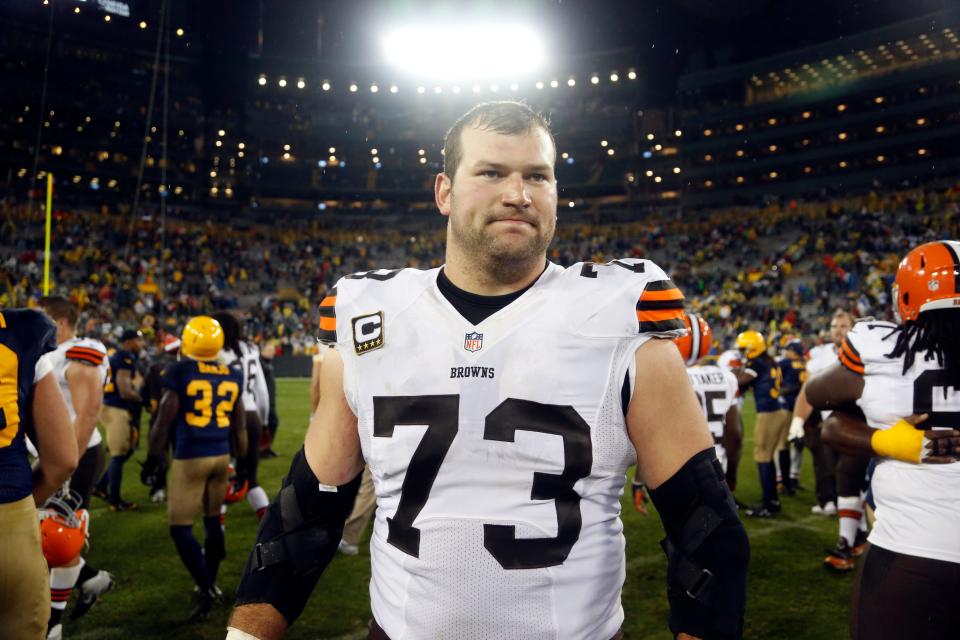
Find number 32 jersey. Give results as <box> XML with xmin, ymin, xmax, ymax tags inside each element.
<box><xmin>324</xmin><ymin>260</ymin><xmax>686</xmax><ymax>640</ymax></box>
<box><xmin>841</xmin><ymin>320</ymin><xmax>960</xmax><ymax>564</ymax></box>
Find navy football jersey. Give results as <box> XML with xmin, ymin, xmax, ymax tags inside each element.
<box><xmin>163</xmin><ymin>359</ymin><xmax>242</xmax><ymax>459</ymax></box>
<box><xmin>103</xmin><ymin>348</ymin><xmax>138</xmax><ymax>409</ymax></box>
<box><xmin>0</xmin><ymin>309</ymin><xmax>58</xmax><ymax>503</ymax></box>
<box><xmin>743</xmin><ymin>354</ymin><xmax>782</xmax><ymax>413</ymax></box>
<box><xmin>776</xmin><ymin>357</ymin><xmax>806</xmax><ymax>412</ymax></box>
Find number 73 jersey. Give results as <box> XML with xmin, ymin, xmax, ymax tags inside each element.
<box><xmin>324</xmin><ymin>260</ymin><xmax>686</xmax><ymax>640</ymax></box>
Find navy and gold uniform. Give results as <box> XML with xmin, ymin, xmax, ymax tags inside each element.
<box><xmin>0</xmin><ymin>309</ymin><xmax>59</xmax><ymax>639</ymax></box>
<box><xmin>163</xmin><ymin>359</ymin><xmax>242</xmax><ymax>461</ymax></box>
<box><xmin>741</xmin><ymin>352</ymin><xmax>790</xmax><ymax>514</ymax></box>
<box><xmin>743</xmin><ymin>354</ymin><xmax>782</xmax><ymax>413</ymax></box>
<box><xmin>777</xmin><ymin>356</ymin><xmax>806</xmax><ymax>413</ymax></box>
<box><xmin>150</xmin><ymin>319</ymin><xmax>244</xmax><ymax>617</ymax></box>
<box><xmin>0</xmin><ymin>309</ymin><xmax>58</xmax><ymax>501</ymax></box>
<box><xmin>103</xmin><ymin>349</ymin><xmax>137</xmax><ymax>409</ymax></box>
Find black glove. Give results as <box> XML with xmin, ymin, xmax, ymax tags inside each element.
<box><xmin>140</xmin><ymin>454</ymin><xmax>167</xmax><ymax>489</ymax></box>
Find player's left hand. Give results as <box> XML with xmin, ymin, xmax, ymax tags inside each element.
<box><xmin>677</xmin><ymin>634</ymin><xmax>702</xmax><ymax>640</ymax></box>
<box><xmin>632</xmin><ymin>481</ymin><xmax>651</xmax><ymax>516</ymax></box>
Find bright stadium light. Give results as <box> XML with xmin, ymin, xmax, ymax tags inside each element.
<box><xmin>382</xmin><ymin>24</ymin><xmax>546</xmax><ymax>80</ymax></box>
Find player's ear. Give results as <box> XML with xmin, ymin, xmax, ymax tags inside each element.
<box><xmin>435</xmin><ymin>172</ymin><xmax>453</xmax><ymax>217</ymax></box>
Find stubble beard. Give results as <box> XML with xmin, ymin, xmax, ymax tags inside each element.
<box><xmin>450</xmin><ymin>201</ymin><xmax>555</xmax><ymax>283</ymax></box>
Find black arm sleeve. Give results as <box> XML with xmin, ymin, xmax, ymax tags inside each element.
<box><xmin>234</xmin><ymin>448</ymin><xmax>362</xmax><ymax>624</ymax></box>
<box><xmin>649</xmin><ymin>447</ymin><xmax>750</xmax><ymax>640</ymax></box>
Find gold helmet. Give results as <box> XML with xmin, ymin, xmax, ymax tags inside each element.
<box><xmin>735</xmin><ymin>330</ymin><xmax>766</xmax><ymax>360</ymax></box>
<box><xmin>180</xmin><ymin>316</ymin><xmax>224</xmax><ymax>361</ymax></box>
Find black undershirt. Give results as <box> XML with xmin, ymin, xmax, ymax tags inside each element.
<box><xmin>436</xmin><ymin>264</ymin><xmax>632</xmax><ymax>415</ymax></box>
<box><xmin>435</xmin><ymin>266</ymin><xmax>541</xmax><ymax>325</ymax></box>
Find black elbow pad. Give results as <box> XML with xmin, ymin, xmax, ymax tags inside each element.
<box><xmin>649</xmin><ymin>448</ymin><xmax>750</xmax><ymax>640</ymax></box>
<box><xmin>234</xmin><ymin>448</ymin><xmax>362</xmax><ymax>624</ymax></box>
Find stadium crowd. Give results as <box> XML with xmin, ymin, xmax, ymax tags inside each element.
<box><xmin>4</xmin><ymin>181</ymin><xmax>959</xmax><ymax>356</ymax></box>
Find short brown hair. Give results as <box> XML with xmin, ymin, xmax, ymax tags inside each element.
<box><xmin>442</xmin><ymin>101</ymin><xmax>555</xmax><ymax>181</ymax></box>
<box><xmin>832</xmin><ymin>309</ymin><xmax>854</xmax><ymax>324</ymax></box>
<box><xmin>39</xmin><ymin>296</ymin><xmax>78</xmax><ymax>328</ymax></box>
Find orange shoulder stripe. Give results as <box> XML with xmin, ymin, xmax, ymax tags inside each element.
<box><xmin>319</xmin><ymin>316</ymin><xmax>336</xmax><ymax>331</ymax></box>
<box><xmin>637</xmin><ymin>308</ymin><xmax>685</xmax><ymax>323</ymax></box>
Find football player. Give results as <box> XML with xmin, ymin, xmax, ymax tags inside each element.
<box><xmin>145</xmin><ymin>316</ymin><xmax>246</xmax><ymax>621</ymax></box>
<box><xmin>776</xmin><ymin>339</ymin><xmax>807</xmax><ymax>495</ymax></box>
<box><xmin>37</xmin><ymin>297</ymin><xmax>115</xmax><ymax>639</ymax></box>
<box><xmin>806</xmin><ymin>241</ymin><xmax>960</xmax><ymax>638</ymax></box>
<box><xmin>212</xmin><ymin>312</ymin><xmax>271</xmax><ymax>519</ymax></box>
<box><xmin>140</xmin><ymin>334</ymin><xmax>181</xmax><ymax>502</ymax></box>
<box><xmin>635</xmin><ymin>312</ymin><xmax>742</xmax><ymax>514</ymax></box>
<box><xmin>95</xmin><ymin>328</ymin><xmax>144</xmax><ymax>511</ymax></box>
<box><xmin>734</xmin><ymin>330</ymin><xmax>790</xmax><ymax>517</ymax></box>
<box><xmin>228</xmin><ymin>101</ymin><xmax>748</xmax><ymax>640</ymax></box>
<box><xmin>788</xmin><ymin>310</ymin><xmax>853</xmax><ymax>516</ymax></box>
<box><xmin>0</xmin><ymin>308</ymin><xmax>77</xmax><ymax>639</ymax></box>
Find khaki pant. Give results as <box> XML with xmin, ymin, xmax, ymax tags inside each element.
<box><xmin>342</xmin><ymin>465</ymin><xmax>376</xmax><ymax>546</ymax></box>
<box><xmin>101</xmin><ymin>405</ymin><xmax>133</xmax><ymax>456</ymax></box>
<box><xmin>168</xmin><ymin>455</ymin><xmax>229</xmax><ymax>526</ymax></box>
<box><xmin>0</xmin><ymin>496</ymin><xmax>50</xmax><ymax>639</ymax></box>
<box><xmin>753</xmin><ymin>409</ymin><xmax>790</xmax><ymax>463</ymax></box>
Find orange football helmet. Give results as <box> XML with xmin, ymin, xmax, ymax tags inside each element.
<box><xmin>40</xmin><ymin>490</ymin><xmax>89</xmax><ymax>567</ymax></box>
<box><xmin>225</xmin><ymin>463</ymin><xmax>248</xmax><ymax>504</ymax></box>
<box><xmin>674</xmin><ymin>312</ymin><xmax>712</xmax><ymax>366</ymax></box>
<box><xmin>893</xmin><ymin>241</ymin><xmax>960</xmax><ymax>322</ymax></box>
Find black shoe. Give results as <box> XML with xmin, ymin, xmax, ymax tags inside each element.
<box><xmin>852</xmin><ymin>529</ymin><xmax>869</xmax><ymax>557</ymax></box>
<box><xmin>744</xmin><ymin>503</ymin><xmax>777</xmax><ymax>518</ymax></box>
<box><xmin>70</xmin><ymin>570</ymin><xmax>114</xmax><ymax>620</ymax></box>
<box><xmin>791</xmin><ymin>479</ymin><xmax>806</xmax><ymax>492</ymax></box>
<box><xmin>92</xmin><ymin>488</ymin><xmax>109</xmax><ymax>501</ymax></box>
<box><xmin>781</xmin><ymin>482</ymin><xmax>796</xmax><ymax>497</ymax></box>
<box><xmin>188</xmin><ymin>586</ymin><xmax>222</xmax><ymax>623</ymax></box>
<box><xmin>824</xmin><ymin>538</ymin><xmax>856</xmax><ymax>571</ymax></box>
<box><xmin>260</xmin><ymin>448</ymin><xmax>278</xmax><ymax>459</ymax></box>
<box><xmin>108</xmin><ymin>500</ymin><xmax>140</xmax><ymax>512</ymax></box>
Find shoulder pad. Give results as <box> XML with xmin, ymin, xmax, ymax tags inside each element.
<box><xmin>841</xmin><ymin>320</ymin><xmax>900</xmax><ymax>375</ymax></box>
<box><xmin>318</xmin><ymin>268</ymin><xmax>436</xmax><ymax>347</ymax></box>
<box><xmin>66</xmin><ymin>338</ymin><xmax>108</xmax><ymax>367</ymax></box>
<box><xmin>561</xmin><ymin>259</ymin><xmax>686</xmax><ymax>339</ymax></box>
<box><xmin>1</xmin><ymin>309</ymin><xmax>57</xmax><ymax>362</ymax></box>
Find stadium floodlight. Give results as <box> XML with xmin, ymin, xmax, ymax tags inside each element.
<box><xmin>297</xmin><ymin>78</ymin><xmax>306</xmax><ymax>89</ymax></box>
<box><xmin>382</xmin><ymin>24</ymin><xmax>546</xmax><ymax>81</ymax></box>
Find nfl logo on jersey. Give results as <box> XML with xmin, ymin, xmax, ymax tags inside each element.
<box><xmin>463</xmin><ymin>332</ymin><xmax>483</xmax><ymax>352</ymax></box>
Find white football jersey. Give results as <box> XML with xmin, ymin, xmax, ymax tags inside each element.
<box><xmin>41</xmin><ymin>337</ymin><xmax>110</xmax><ymax>449</ymax></box>
<box><xmin>843</xmin><ymin>320</ymin><xmax>960</xmax><ymax>564</ymax></box>
<box><xmin>716</xmin><ymin>349</ymin><xmax>745</xmax><ymax>410</ymax></box>
<box><xmin>326</xmin><ymin>260</ymin><xmax>686</xmax><ymax>640</ymax></box>
<box><xmin>806</xmin><ymin>343</ymin><xmax>839</xmax><ymax>419</ymax></box>
<box><xmin>221</xmin><ymin>342</ymin><xmax>269</xmax><ymax>423</ymax></box>
<box><xmin>686</xmin><ymin>365</ymin><xmax>738</xmax><ymax>472</ymax></box>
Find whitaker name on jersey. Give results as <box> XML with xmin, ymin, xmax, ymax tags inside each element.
<box><xmin>320</xmin><ymin>259</ymin><xmax>686</xmax><ymax>640</ymax></box>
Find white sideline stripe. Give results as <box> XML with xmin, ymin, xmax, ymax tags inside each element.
<box><xmin>625</xmin><ymin>515</ymin><xmax>823</xmax><ymax>570</ymax></box>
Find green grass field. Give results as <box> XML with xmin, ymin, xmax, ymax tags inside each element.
<box><xmin>65</xmin><ymin>379</ymin><xmax>853</xmax><ymax>639</ymax></box>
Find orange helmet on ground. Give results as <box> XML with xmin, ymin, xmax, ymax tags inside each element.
<box><xmin>225</xmin><ymin>463</ymin><xmax>248</xmax><ymax>504</ymax></box>
<box><xmin>893</xmin><ymin>240</ymin><xmax>960</xmax><ymax>322</ymax></box>
<box><xmin>674</xmin><ymin>312</ymin><xmax>712</xmax><ymax>366</ymax></box>
<box><xmin>40</xmin><ymin>490</ymin><xmax>89</xmax><ymax>568</ymax></box>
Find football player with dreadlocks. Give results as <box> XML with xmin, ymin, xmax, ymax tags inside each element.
<box><xmin>212</xmin><ymin>312</ymin><xmax>271</xmax><ymax>520</ymax></box>
<box><xmin>807</xmin><ymin>241</ymin><xmax>960</xmax><ymax>639</ymax></box>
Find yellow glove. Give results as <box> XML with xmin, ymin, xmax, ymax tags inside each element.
<box><xmin>871</xmin><ymin>419</ymin><xmax>924</xmax><ymax>464</ymax></box>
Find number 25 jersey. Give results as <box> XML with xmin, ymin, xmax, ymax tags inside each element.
<box><xmin>841</xmin><ymin>320</ymin><xmax>960</xmax><ymax>564</ymax></box>
<box><xmin>324</xmin><ymin>260</ymin><xmax>685</xmax><ymax>640</ymax></box>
